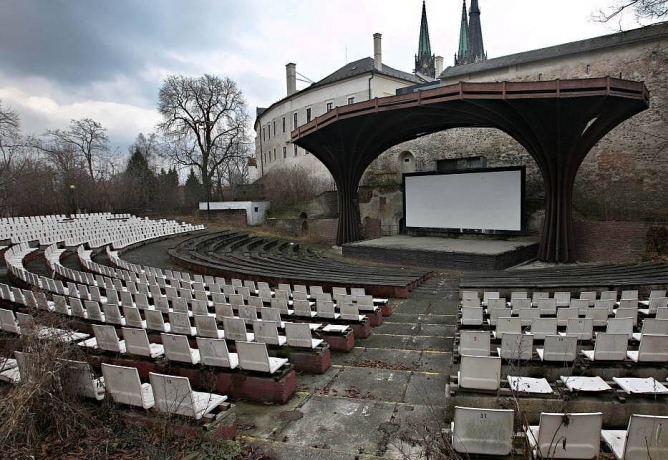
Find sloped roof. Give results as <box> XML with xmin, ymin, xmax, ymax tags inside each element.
<box><xmin>313</xmin><ymin>57</ymin><xmax>424</xmax><ymax>88</ymax></box>
<box><xmin>441</xmin><ymin>21</ymin><xmax>668</xmax><ymax>79</ymax></box>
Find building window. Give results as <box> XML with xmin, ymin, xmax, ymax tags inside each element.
<box><xmin>263</xmin><ymin>152</ymin><xmax>266</xmax><ymax>163</ymax></box>
<box><xmin>293</xmin><ymin>112</ymin><xmax>298</xmax><ymax>130</ymax></box>
<box><xmin>306</xmin><ymin>107</ymin><xmax>312</xmax><ymax>123</ymax></box>
<box><xmin>267</xmin><ymin>124</ymin><xmax>270</xmax><ymax>139</ymax></box>
<box><xmin>262</xmin><ymin>127</ymin><xmax>265</xmax><ymax>141</ymax></box>
<box><xmin>283</xmin><ymin>146</ymin><xmax>286</xmax><ymax>159</ymax></box>
<box><xmin>347</xmin><ymin>96</ymin><xmax>355</xmax><ymax>105</ymax></box>
<box><xmin>273</xmin><ymin>121</ymin><xmax>276</xmax><ymax>136</ymax></box>
<box><xmin>326</xmin><ymin>101</ymin><xmax>333</xmax><ymax>112</ymax></box>
<box><xmin>273</xmin><ymin>149</ymin><xmax>276</xmax><ymax>161</ymax></box>
<box><xmin>586</xmin><ymin>64</ymin><xmax>590</xmax><ymax>74</ymax></box>
<box><xmin>254</xmin><ymin>207</ymin><xmax>259</xmax><ymax>212</ymax></box>
<box><xmin>293</xmin><ymin>144</ymin><xmax>298</xmax><ymax>156</ymax></box>
<box><xmin>282</xmin><ymin>117</ymin><xmax>286</xmax><ymax>133</ymax></box>
<box><xmin>538</xmin><ymin>73</ymin><xmax>542</xmax><ymax>81</ymax></box>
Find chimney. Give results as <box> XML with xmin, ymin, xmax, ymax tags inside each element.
<box><xmin>373</xmin><ymin>33</ymin><xmax>382</xmax><ymax>71</ymax></box>
<box><xmin>435</xmin><ymin>56</ymin><xmax>444</xmax><ymax>77</ymax></box>
<box><xmin>286</xmin><ymin>63</ymin><xmax>297</xmax><ymax>96</ymax></box>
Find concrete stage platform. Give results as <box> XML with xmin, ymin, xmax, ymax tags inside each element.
<box><xmin>343</xmin><ymin>235</ymin><xmax>539</xmax><ymax>270</ymax></box>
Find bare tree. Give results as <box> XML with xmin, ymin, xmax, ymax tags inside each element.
<box><xmin>157</xmin><ymin>74</ymin><xmax>250</xmax><ymax>218</ymax></box>
<box><xmin>44</xmin><ymin>118</ymin><xmax>110</xmax><ymax>182</ymax></box>
<box><xmin>594</xmin><ymin>0</ymin><xmax>668</xmax><ymax>22</ymax></box>
<box><xmin>0</xmin><ymin>101</ymin><xmax>31</xmax><ymax>215</ymax></box>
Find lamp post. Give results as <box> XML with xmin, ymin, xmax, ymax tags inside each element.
<box><xmin>69</xmin><ymin>184</ymin><xmax>77</xmax><ymax>217</ymax></box>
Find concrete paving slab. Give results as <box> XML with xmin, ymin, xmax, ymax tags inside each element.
<box><xmin>329</xmin><ymin>347</ymin><xmax>365</xmax><ymax>366</ymax></box>
<box><xmin>244</xmin><ymin>437</ymin><xmax>386</xmax><ymax>460</ymax></box>
<box><xmin>359</xmin><ymin>334</ymin><xmax>414</xmax><ymax>350</ymax></box>
<box><xmin>326</xmin><ymin>367</ymin><xmax>411</xmax><ymax>403</ymax></box>
<box><xmin>273</xmin><ymin>395</ymin><xmax>396</xmax><ymax>456</ymax></box>
<box><xmin>403</xmin><ymin>372</ymin><xmax>448</xmax><ymax>406</ymax></box>
<box><xmin>418</xmin><ymin>324</ymin><xmax>455</xmax><ymax>337</ymax></box>
<box><xmin>350</xmin><ymin>348</ymin><xmax>421</xmax><ymax>371</ymax></box>
<box><xmin>416</xmin><ymin>314</ymin><xmax>456</xmax><ymax>325</ymax></box>
<box><xmin>417</xmin><ymin>351</ymin><xmax>452</xmax><ymax>374</ymax></box>
<box><xmin>376</xmin><ymin>323</ymin><xmax>420</xmax><ymax>336</ymax></box>
<box><xmin>346</xmin><ymin>235</ymin><xmax>536</xmax><ymax>255</ymax></box>
<box><xmin>405</xmin><ymin>335</ymin><xmax>452</xmax><ymax>352</ymax></box>
<box><xmin>385</xmin><ymin>404</ymin><xmax>448</xmax><ymax>460</ymax></box>
<box><xmin>383</xmin><ymin>313</ymin><xmax>421</xmax><ymax>324</ymax></box>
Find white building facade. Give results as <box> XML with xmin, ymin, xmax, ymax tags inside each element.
<box><xmin>251</xmin><ymin>34</ymin><xmax>432</xmax><ymax>183</ymax></box>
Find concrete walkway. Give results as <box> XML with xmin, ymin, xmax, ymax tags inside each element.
<box><xmin>122</xmin><ymin>239</ymin><xmax>459</xmax><ymax>459</ymax></box>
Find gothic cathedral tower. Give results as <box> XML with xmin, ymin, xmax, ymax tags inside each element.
<box><xmin>415</xmin><ymin>1</ymin><xmax>436</xmax><ymax>78</ymax></box>
<box><xmin>455</xmin><ymin>0</ymin><xmax>487</xmax><ymax>66</ymax></box>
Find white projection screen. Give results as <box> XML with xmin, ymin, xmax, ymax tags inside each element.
<box><xmin>404</xmin><ymin>168</ymin><xmax>525</xmax><ymax>234</ymax></box>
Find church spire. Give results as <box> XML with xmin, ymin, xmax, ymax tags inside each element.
<box><xmin>415</xmin><ymin>0</ymin><xmax>436</xmax><ymax>78</ymax></box>
<box><xmin>467</xmin><ymin>0</ymin><xmax>486</xmax><ymax>63</ymax></box>
<box><xmin>455</xmin><ymin>0</ymin><xmax>469</xmax><ymax>66</ymax></box>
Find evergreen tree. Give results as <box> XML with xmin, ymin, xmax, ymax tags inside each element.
<box><xmin>124</xmin><ymin>147</ymin><xmax>158</xmax><ymax>211</ymax></box>
<box><xmin>184</xmin><ymin>168</ymin><xmax>203</xmax><ymax>210</ymax></box>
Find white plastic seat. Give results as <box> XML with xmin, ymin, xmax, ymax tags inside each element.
<box><xmin>519</xmin><ymin>308</ymin><xmax>541</xmax><ymax>326</ymax></box>
<box><xmin>236</xmin><ymin>340</ymin><xmax>288</xmax><ymax>374</ymax></box>
<box><xmin>214</xmin><ymin>302</ymin><xmax>235</xmax><ymax>320</ymax></box>
<box><xmin>537</xmin><ymin>335</ymin><xmax>578</xmax><ymax>362</ymax></box>
<box><xmin>601</xmin><ymin>414</ymin><xmax>668</xmax><ymax>460</ymax></box>
<box><xmin>595</xmin><ymin>299</ymin><xmax>615</xmax><ymax>315</ymax></box>
<box><xmin>531</xmin><ymin>291</ymin><xmax>550</xmax><ymax>306</ymax></box>
<box><xmin>526</xmin><ymin>412</ymin><xmax>602</xmax><ymax>459</ymax></box>
<box><xmin>458</xmin><ymin>330</ymin><xmax>490</xmax><ymax>356</ymax></box>
<box><xmin>316</xmin><ymin>300</ymin><xmax>340</xmax><ymax>319</ymax></box>
<box><xmin>557</xmin><ymin>307</ymin><xmax>579</xmax><ymax>327</ymax></box>
<box><xmin>461</xmin><ymin>297</ymin><xmax>480</xmax><ymax>308</ymax></box>
<box><xmin>145</xmin><ymin>309</ymin><xmax>171</xmax><ymax>333</ymax></box>
<box><xmin>196</xmin><ymin>337</ymin><xmax>239</xmax><ymax>369</ymax></box>
<box><xmin>559</xmin><ymin>318</ymin><xmax>593</xmax><ymax>341</ymax></box>
<box><xmin>260</xmin><ymin>307</ymin><xmax>286</xmax><ymax>327</ymax></box>
<box><xmin>285</xmin><ymin>322</ymin><xmax>322</xmax><ymax>348</ymax></box>
<box><xmin>102</xmin><ymin>303</ymin><xmax>126</xmax><ymax>326</ymax></box>
<box><xmin>601</xmin><ymin>290</ymin><xmax>618</xmax><ymax>302</ymax></box>
<box><xmin>101</xmin><ymin>363</ymin><xmax>154</xmax><ymax>409</ymax></box>
<box><xmin>160</xmin><ymin>333</ymin><xmax>200</xmax><ymax>364</ymax></box>
<box><xmin>538</xmin><ymin>298</ymin><xmax>557</xmax><ymax>315</ymax></box>
<box><xmin>458</xmin><ymin>355</ymin><xmax>501</xmax><ymax>391</ymax></box>
<box><xmin>529</xmin><ymin>318</ymin><xmax>558</xmax><ymax>340</ymax></box>
<box><xmin>657</xmin><ymin>308</ymin><xmax>668</xmax><ymax>320</ymax></box>
<box><xmin>510</xmin><ymin>298</ymin><xmax>531</xmax><ymax>314</ymax></box>
<box><xmin>607</xmin><ymin>317</ymin><xmax>634</xmax><ymax>340</ymax></box>
<box><xmin>0</xmin><ymin>308</ymin><xmax>20</xmax><ymax>334</ymax></box>
<box><xmin>493</xmin><ymin>317</ymin><xmax>521</xmax><ymax>339</ymax></box>
<box><xmin>239</xmin><ymin>304</ymin><xmax>259</xmax><ymax>324</ymax></box>
<box><xmin>615</xmin><ymin>307</ymin><xmax>638</xmax><ymax>327</ymax></box>
<box><xmin>461</xmin><ymin>290</ymin><xmax>479</xmax><ymax>301</ymax></box>
<box><xmin>460</xmin><ymin>306</ymin><xmax>483</xmax><ymax>326</ymax></box>
<box><xmin>451</xmin><ymin>406</ymin><xmax>514</xmax><ymax>456</ymax></box>
<box><xmin>168</xmin><ymin>311</ymin><xmax>197</xmax><ymax>336</ymax></box>
<box><xmin>339</xmin><ymin>303</ymin><xmax>365</xmax><ymax>321</ymax></box>
<box><xmin>582</xmin><ymin>333</ymin><xmax>627</xmax><ymax>361</ymax></box>
<box><xmin>554</xmin><ymin>291</ymin><xmax>572</xmax><ymax>307</ymax></box>
<box><xmin>482</xmin><ymin>291</ymin><xmax>500</xmax><ymax>306</ymax></box>
<box><xmin>194</xmin><ymin>315</ymin><xmax>225</xmax><ymax>339</ymax></box>
<box><xmin>626</xmin><ymin>334</ymin><xmax>668</xmax><ymax>362</ymax></box>
<box><xmin>487</xmin><ymin>307</ymin><xmax>510</xmax><ymax>327</ymax></box>
<box><xmin>293</xmin><ymin>299</ymin><xmax>316</xmax><ymax>318</ymax></box>
<box><xmin>122</xmin><ymin>306</ymin><xmax>146</xmax><ymax>329</ymax></box>
<box><xmin>585</xmin><ymin>308</ymin><xmax>608</xmax><ymax>327</ymax></box>
<box><xmin>507</xmin><ymin>376</ymin><xmax>553</xmax><ymax>395</ymax></box>
<box><xmin>487</xmin><ymin>298</ymin><xmax>507</xmax><ymax>310</ymax></box>
<box><xmin>640</xmin><ymin>296</ymin><xmax>668</xmax><ymax>316</ymax></box>
<box><xmin>560</xmin><ymin>376</ymin><xmax>612</xmax><ymax>393</ymax></box>
<box><xmin>122</xmin><ymin>328</ymin><xmax>164</xmax><ymax>358</ymax></box>
<box><xmin>58</xmin><ymin>359</ymin><xmax>105</xmax><ymax>400</ymax></box>
<box><xmin>632</xmin><ymin>318</ymin><xmax>668</xmax><ymax>341</ymax></box>
<box><xmin>85</xmin><ymin>324</ymin><xmax>126</xmax><ymax>353</ymax></box>
<box><xmin>580</xmin><ymin>291</ymin><xmax>597</xmax><ymax>306</ymax></box>
<box><xmin>149</xmin><ymin>372</ymin><xmax>227</xmax><ymax>420</ymax></box>
<box><xmin>253</xmin><ymin>320</ymin><xmax>287</xmax><ymax>346</ymax></box>
<box><xmin>497</xmin><ymin>333</ymin><xmax>533</xmax><ymax>360</ymax></box>
<box><xmin>222</xmin><ymin>317</ymin><xmax>254</xmax><ymax>342</ymax></box>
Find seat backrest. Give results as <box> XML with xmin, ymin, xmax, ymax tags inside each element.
<box><xmin>316</xmin><ymin>300</ymin><xmax>337</xmax><ymax>318</ymax></box>
<box><xmin>483</xmin><ymin>291</ymin><xmax>500</xmax><ymax>303</ymax></box>
<box><xmin>59</xmin><ymin>359</ymin><xmax>103</xmax><ymax>400</ymax></box>
<box><xmin>161</xmin><ymin>333</ymin><xmax>195</xmax><ymax>363</ymax></box>
<box><xmin>196</xmin><ymin>337</ymin><xmax>234</xmax><ymax>368</ymax></box>
<box><xmin>214</xmin><ymin>302</ymin><xmax>234</xmax><ymax>320</ymax></box>
<box><xmin>101</xmin><ymin>363</ymin><xmax>150</xmax><ymax>408</ymax></box>
<box><xmin>236</xmin><ymin>340</ymin><xmax>270</xmax><ymax>372</ymax></box>
<box><xmin>495</xmin><ymin>317</ymin><xmax>521</xmax><ymax>338</ymax></box>
<box><xmin>122</xmin><ymin>328</ymin><xmax>152</xmax><ymax>357</ymax></box>
<box><xmin>649</xmin><ymin>290</ymin><xmax>667</xmax><ymax>299</ymax></box>
<box><xmin>293</xmin><ymin>299</ymin><xmax>312</xmax><ymax>317</ymax></box>
<box><xmin>194</xmin><ymin>315</ymin><xmax>219</xmax><ymax>338</ymax></box>
<box><xmin>619</xmin><ymin>299</ymin><xmax>639</xmax><ymax>309</ymax></box>
<box><xmin>458</xmin><ymin>355</ymin><xmax>501</xmax><ymax>391</ymax></box>
<box><xmin>538</xmin><ymin>298</ymin><xmax>557</xmax><ymax>315</ymax></box>
<box><xmin>171</xmin><ymin>297</ymin><xmax>189</xmax><ymax>314</ymax></box>
<box><xmin>452</xmin><ymin>406</ymin><xmax>514</xmax><ymax>456</ymax></box>
<box><xmin>248</xmin><ymin>296</ymin><xmax>263</xmax><ymax>310</ymax></box>
<box><xmin>616</xmin><ymin>307</ymin><xmax>638</xmax><ymax>326</ymax></box>
<box><xmin>579</xmin><ymin>291</ymin><xmax>597</xmax><ymax>305</ymax></box>
<box><xmin>0</xmin><ymin>308</ymin><xmax>19</xmax><ymax>334</ymax></box>
<box><xmin>542</xmin><ymin>335</ymin><xmax>578</xmax><ymax>362</ymax></box>
<box><xmin>530</xmin><ymin>318</ymin><xmax>557</xmax><ymax>340</ymax></box>
<box><xmin>621</xmin><ymin>290</ymin><xmax>639</xmax><ymax>300</ymax></box>
<box><xmin>168</xmin><ymin>312</ymin><xmax>193</xmax><ymax>335</ymax></box>
<box><xmin>461</xmin><ymin>298</ymin><xmax>479</xmax><ymax>308</ymax></box>
<box><xmin>461</xmin><ymin>290</ymin><xmax>479</xmax><ymax>301</ymax></box>
<box><xmin>557</xmin><ymin>307</ymin><xmax>579</xmax><ymax>325</ymax></box>
<box><xmin>595</xmin><ymin>299</ymin><xmax>615</xmax><ymax>314</ymax></box>
<box><xmin>518</xmin><ymin>308</ymin><xmax>540</xmax><ymax>325</ymax></box>
<box><xmin>122</xmin><ymin>306</ymin><xmax>143</xmax><ymax>328</ymax></box>
<box><xmin>459</xmin><ymin>330</ymin><xmax>490</xmax><ymax>356</ymax></box>
<box><xmin>648</xmin><ymin>297</ymin><xmax>668</xmax><ymax>314</ymax></box>
<box><xmin>601</xmin><ymin>290</ymin><xmax>618</xmax><ymax>301</ymax></box>
<box><xmin>69</xmin><ymin>298</ymin><xmax>85</xmax><ymax>318</ymax></box>
<box><xmin>15</xmin><ymin>312</ymin><xmax>35</xmax><ymax>334</ymax></box>
<box><xmin>532</xmin><ymin>412</ymin><xmax>602</xmax><ymax>459</ymax></box>
<box><xmin>228</xmin><ymin>294</ymin><xmax>244</xmax><ymax>307</ymax></box>
<box><xmin>261</xmin><ymin>307</ymin><xmax>282</xmax><ymax>323</ymax></box>
<box><xmin>623</xmin><ymin>414</ymin><xmax>668</xmax><ymax>459</ymax></box>
<box><xmin>222</xmin><ymin>317</ymin><xmax>249</xmax><ymax>341</ymax></box>
<box><xmin>641</xmin><ymin>319</ymin><xmax>668</xmax><ymax>336</ymax></box>
<box><xmin>236</xmin><ymin>286</ymin><xmax>251</xmax><ymax>300</ymax></box>
<box><xmin>500</xmin><ymin>333</ymin><xmax>533</xmax><ymax>360</ymax></box>
<box><xmin>461</xmin><ymin>306</ymin><xmax>482</xmax><ymax>323</ymax></box>
<box><xmin>340</xmin><ymin>303</ymin><xmax>361</xmax><ymax>321</ymax></box>
<box><xmin>239</xmin><ymin>304</ymin><xmax>258</xmax><ymax>323</ymax></box>
<box><xmin>512</xmin><ymin>298</ymin><xmax>531</xmax><ymax>311</ymax></box>
<box><xmin>243</xmin><ymin>280</ymin><xmax>257</xmax><ymax>291</ymax></box>
<box><xmin>85</xmin><ymin>300</ymin><xmax>104</xmax><ymax>321</ymax></box>
<box><xmin>53</xmin><ymin>295</ymin><xmax>69</xmax><ymax>315</ymax></box>
<box><xmin>292</xmin><ymin>291</ymin><xmax>308</xmax><ymax>301</ymax></box>
<box><xmin>554</xmin><ymin>291</ymin><xmax>571</xmax><ymax>306</ymax></box>
<box><xmin>310</xmin><ymin>285</ymin><xmax>324</xmax><ymax>297</ymax></box>
<box><xmin>593</xmin><ymin>333</ymin><xmax>628</xmax><ymax>361</ymax></box>
<box><xmin>569</xmin><ymin>298</ymin><xmax>589</xmax><ymax>314</ymax></box>
<box><xmin>585</xmin><ymin>308</ymin><xmax>608</xmax><ymax>327</ymax></box>
<box><xmin>103</xmin><ymin>303</ymin><xmax>123</xmax><ymax>325</ymax></box>
<box><xmin>607</xmin><ymin>317</ymin><xmax>634</xmax><ymax>339</ymax></box>
<box><xmin>510</xmin><ymin>291</ymin><xmax>527</xmax><ymax>301</ymax></box>
<box><xmin>253</xmin><ymin>320</ymin><xmax>281</xmax><ymax>345</ymax></box>
<box><xmin>148</xmin><ymin>372</ymin><xmax>195</xmax><ymax>418</ymax></box>
<box><xmin>657</xmin><ymin>308</ymin><xmax>668</xmax><ymax>320</ymax></box>
<box><xmin>531</xmin><ymin>291</ymin><xmax>549</xmax><ymax>304</ymax></box>
<box><xmin>270</xmin><ymin>297</ymin><xmax>290</xmax><ymax>315</ymax></box>
<box><xmin>638</xmin><ymin>334</ymin><xmax>668</xmax><ymax>362</ymax></box>
<box><xmin>285</xmin><ymin>322</ymin><xmax>315</xmax><ymax>348</ymax></box>
<box><xmin>332</xmin><ymin>287</ymin><xmax>347</xmax><ymax>298</ymax></box>
<box><xmin>93</xmin><ymin>324</ymin><xmax>122</xmax><ymax>352</ymax></box>
<box><xmin>145</xmin><ymin>309</ymin><xmax>166</xmax><ymax>331</ymax></box>
<box><xmin>487</xmin><ymin>298</ymin><xmax>507</xmax><ymax>310</ymax></box>
<box><xmin>565</xmin><ymin>318</ymin><xmax>593</xmax><ymax>340</ymax></box>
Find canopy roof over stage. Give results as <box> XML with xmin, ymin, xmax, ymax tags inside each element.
<box><xmin>292</xmin><ymin>77</ymin><xmax>649</xmax><ymax>263</ymax></box>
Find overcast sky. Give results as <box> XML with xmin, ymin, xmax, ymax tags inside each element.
<box><xmin>0</xmin><ymin>0</ymin><xmax>661</xmax><ymax>153</ymax></box>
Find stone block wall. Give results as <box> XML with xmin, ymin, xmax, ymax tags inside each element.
<box><xmin>573</xmin><ymin>220</ymin><xmax>654</xmax><ymax>263</ymax></box>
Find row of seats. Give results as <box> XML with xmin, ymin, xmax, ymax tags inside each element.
<box><xmin>462</xmin><ymin>289</ymin><xmax>665</xmax><ymax>306</ymax></box>
<box><xmin>450</xmin><ymin>406</ymin><xmax>667</xmax><ymax>458</ymax></box>
<box><xmin>0</xmin><ymin>353</ymin><xmax>226</xmax><ymax>420</ymax></box>
<box><xmin>456</xmin><ymin>354</ymin><xmax>668</xmax><ymax>394</ymax></box>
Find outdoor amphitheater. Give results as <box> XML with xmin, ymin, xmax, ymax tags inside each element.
<box><xmin>0</xmin><ymin>212</ymin><xmax>666</xmax><ymax>459</ymax></box>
